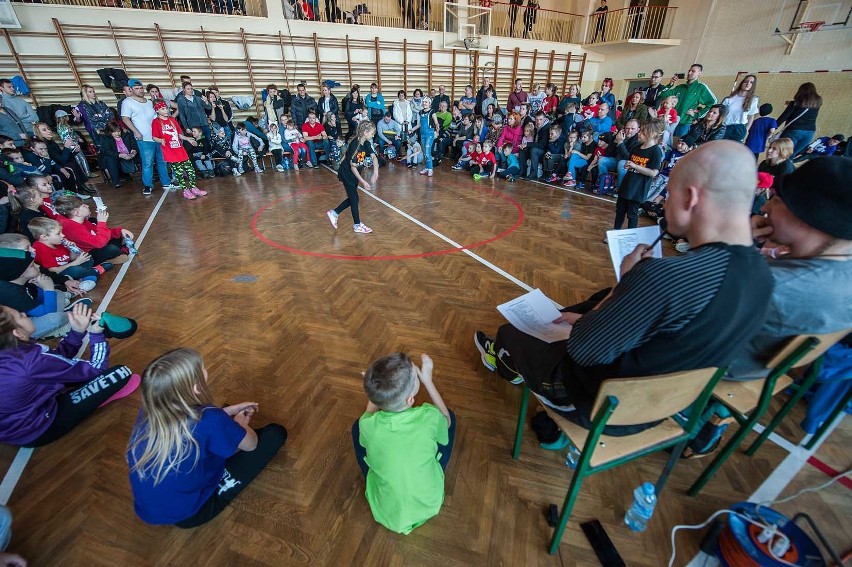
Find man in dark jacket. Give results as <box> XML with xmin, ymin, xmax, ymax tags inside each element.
<box><xmin>291</xmin><ymin>84</ymin><xmax>318</xmax><ymax>130</ymax></box>
<box><xmin>597</xmin><ymin>118</ymin><xmax>640</xmax><ymax>187</ymax></box>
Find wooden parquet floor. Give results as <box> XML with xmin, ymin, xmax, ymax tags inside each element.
<box><xmin>2</xmin><ymin>163</ymin><xmax>850</xmax><ymax>566</ymax></box>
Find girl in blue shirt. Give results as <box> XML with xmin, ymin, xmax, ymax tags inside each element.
<box><xmin>127</xmin><ymin>348</ymin><xmax>287</xmax><ymax>527</ymax></box>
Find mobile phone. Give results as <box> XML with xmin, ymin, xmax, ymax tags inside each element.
<box><xmin>580</xmin><ymin>520</ymin><xmax>625</xmax><ymax>567</ymax></box>
<box><xmin>676</xmin><ymin>72</ymin><xmax>686</xmax><ymax>79</ymax></box>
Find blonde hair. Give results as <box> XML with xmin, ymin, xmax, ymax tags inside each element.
<box><xmin>771</xmin><ymin>138</ymin><xmax>794</xmax><ymax>161</ymax></box>
<box><xmin>128</xmin><ymin>348</ymin><xmax>214</xmax><ymax>486</ymax></box>
<box><xmin>639</xmin><ymin>119</ymin><xmax>665</xmax><ymax>141</ymax></box>
<box><xmin>27</xmin><ymin>217</ymin><xmax>61</xmax><ymax>240</ymax></box>
<box><xmin>660</xmin><ymin>95</ymin><xmax>677</xmax><ymax>110</ymax></box>
<box><xmin>356</xmin><ymin>119</ymin><xmax>376</xmax><ymax>140</ymax></box>
<box><xmin>6</xmin><ymin>186</ymin><xmax>41</xmax><ymax>215</ymax></box>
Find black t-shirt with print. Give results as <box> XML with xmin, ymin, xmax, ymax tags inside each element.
<box><xmin>338</xmin><ymin>139</ymin><xmax>375</xmax><ymax>184</ymax></box>
<box><xmin>619</xmin><ymin>144</ymin><xmax>663</xmax><ymax>201</ymax></box>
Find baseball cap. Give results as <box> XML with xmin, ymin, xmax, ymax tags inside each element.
<box><xmin>54</xmin><ymin>109</ymin><xmax>69</xmax><ymax>119</ymax></box>
<box><xmin>127</xmin><ymin>78</ymin><xmax>143</xmax><ymax>87</ymax></box>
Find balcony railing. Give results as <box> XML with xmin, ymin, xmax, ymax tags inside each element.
<box><xmin>283</xmin><ymin>0</ymin><xmax>585</xmax><ymax>43</ymax></box>
<box><xmin>11</xmin><ymin>0</ymin><xmax>265</xmax><ymax>17</ymax></box>
<box><xmin>585</xmin><ymin>5</ymin><xmax>677</xmax><ymax>44</ymax></box>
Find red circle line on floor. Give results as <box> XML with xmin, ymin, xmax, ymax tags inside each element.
<box><xmin>250</xmin><ymin>185</ymin><xmax>525</xmax><ymax>261</ymax></box>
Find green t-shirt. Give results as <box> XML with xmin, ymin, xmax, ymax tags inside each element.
<box><xmin>358</xmin><ymin>403</ymin><xmax>449</xmax><ymax>534</ymax></box>
<box><xmin>435</xmin><ymin>111</ymin><xmax>452</xmax><ymax>129</ymax></box>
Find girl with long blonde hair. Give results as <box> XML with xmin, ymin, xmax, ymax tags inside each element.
<box><xmin>127</xmin><ymin>347</ymin><xmax>287</xmax><ymax>527</ymax></box>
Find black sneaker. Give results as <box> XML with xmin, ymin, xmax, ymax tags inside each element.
<box><xmin>142</xmin><ymin>186</ymin><xmax>153</xmax><ymax>195</ymax></box>
<box><xmin>474</xmin><ymin>331</ymin><xmax>497</xmax><ymax>371</ymax></box>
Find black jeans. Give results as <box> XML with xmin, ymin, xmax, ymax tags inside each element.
<box><xmin>25</xmin><ymin>366</ymin><xmax>134</xmax><ymax>447</ymax></box>
<box><xmin>176</xmin><ymin>424</ymin><xmax>288</xmax><ymax>528</ymax></box>
<box><xmin>351</xmin><ymin>410</ymin><xmax>456</xmax><ymax>477</ymax></box>
<box><xmin>334</xmin><ymin>179</ymin><xmax>361</xmax><ymax>225</ymax></box>
<box><xmin>614</xmin><ymin>197</ymin><xmax>640</xmax><ymax>229</ymax></box>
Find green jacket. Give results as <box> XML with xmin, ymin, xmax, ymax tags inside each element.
<box><xmin>658</xmin><ymin>80</ymin><xmax>717</xmax><ymax>126</ymax></box>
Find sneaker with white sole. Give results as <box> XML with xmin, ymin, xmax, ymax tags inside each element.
<box><xmin>165</xmin><ymin>184</ymin><xmax>181</xmax><ymax>192</ymax></box>
<box><xmin>78</xmin><ymin>279</ymin><xmax>97</xmax><ymax>292</ymax></box>
<box><xmin>419</xmin><ymin>168</ymin><xmax>429</xmax><ymax>175</ymax></box>
<box><xmin>276</xmin><ymin>165</ymin><xmax>285</xmax><ymax>172</ymax></box>
<box><xmin>142</xmin><ymin>186</ymin><xmax>153</xmax><ymax>195</ymax></box>
<box><xmin>427</xmin><ymin>169</ymin><xmax>433</xmax><ymax>177</ymax></box>
<box><xmin>474</xmin><ymin>331</ymin><xmax>497</xmax><ymax>371</ymax></box>
<box><xmin>326</xmin><ymin>209</ymin><xmax>339</xmax><ymax>230</ymax></box>
<box><xmin>353</xmin><ymin>223</ymin><xmax>373</xmax><ymax>234</ymax></box>
<box><xmin>232</xmin><ymin>168</ymin><xmax>242</xmax><ymax>176</ymax></box>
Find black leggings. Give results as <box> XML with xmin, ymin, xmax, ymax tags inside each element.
<box><xmin>614</xmin><ymin>197</ymin><xmax>641</xmax><ymax>229</ymax></box>
<box><xmin>334</xmin><ymin>179</ymin><xmax>361</xmax><ymax>225</ymax></box>
<box><xmin>175</xmin><ymin>424</ymin><xmax>288</xmax><ymax>528</ymax></box>
<box><xmin>25</xmin><ymin>365</ymin><xmax>134</xmax><ymax>447</ymax></box>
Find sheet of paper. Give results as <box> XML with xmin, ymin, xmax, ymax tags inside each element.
<box><xmin>497</xmin><ymin>289</ymin><xmax>573</xmax><ymax>344</ymax></box>
<box><xmin>92</xmin><ymin>196</ymin><xmax>106</xmax><ymax>211</ymax></box>
<box><xmin>606</xmin><ymin>225</ymin><xmax>663</xmax><ymax>282</ymax></box>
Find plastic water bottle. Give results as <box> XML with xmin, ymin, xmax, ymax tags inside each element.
<box><xmin>624</xmin><ymin>482</ymin><xmax>657</xmax><ymax>532</ymax></box>
<box><xmin>124</xmin><ymin>237</ymin><xmax>138</xmax><ymax>255</ymax></box>
<box><xmin>564</xmin><ymin>441</ymin><xmax>581</xmax><ymax>469</ymax></box>
<box><xmin>63</xmin><ymin>239</ymin><xmax>83</xmax><ymax>255</ymax></box>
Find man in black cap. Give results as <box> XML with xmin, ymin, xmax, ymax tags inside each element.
<box><xmin>728</xmin><ymin>156</ymin><xmax>852</xmax><ymax>380</ymax></box>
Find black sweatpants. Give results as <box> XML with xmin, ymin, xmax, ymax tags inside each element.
<box><xmin>175</xmin><ymin>424</ymin><xmax>288</xmax><ymax>528</ymax></box>
<box><xmin>25</xmin><ymin>365</ymin><xmax>134</xmax><ymax>447</ymax></box>
<box><xmin>90</xmin><ymin>238</ymin><xmax>125</xmax><ymax>265</ymax></box>
<box><xmin>334</xmin><ymin>179</ymin><xmax>361</xmax><ymax>225</ymax></box>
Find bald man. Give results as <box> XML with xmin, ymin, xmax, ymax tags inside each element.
<box><xmin>475</xmin><ymin>141</ymin><xmax>774</xmax><ymax>434</ymax></box>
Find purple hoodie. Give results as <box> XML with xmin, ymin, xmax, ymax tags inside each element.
<box><xmin>0</xmin><ymin>330</ymin><xmax>109</xmax><ymax>445</ymax></box>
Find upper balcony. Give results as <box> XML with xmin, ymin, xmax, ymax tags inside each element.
<box><xmin>584</xmin><ymin>5</ymin><xmax>681</xmax><ymax>53</ymax></box>
<box><xmin>9</xmin><ymin>0</ymin><xmax>678</xmax><ymax>51</ymax></box>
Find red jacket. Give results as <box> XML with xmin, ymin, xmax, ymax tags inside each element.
<box><xmin>57</xmin><ymin>217</ymin><xmax>123</xmax><ymax>253</ymax></box>
<box><xmin>497</xmin><ymin>125</ymin><xmax>523</xmax><ymax>153</ymax></box>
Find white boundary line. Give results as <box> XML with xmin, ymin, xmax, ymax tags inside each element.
<box><xmin>0</xmin><ymin>189</ymin><xmax>170</xmax><ymax>506</ymax></box>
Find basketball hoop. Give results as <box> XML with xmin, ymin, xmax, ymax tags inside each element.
<box><xmin>798</xmin><ymin>20</ymin><xmax>825</xmax><ymax>32</ymax></box>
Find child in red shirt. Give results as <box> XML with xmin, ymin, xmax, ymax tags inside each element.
<box><xmin>542</xmin><ymin>84</ymin><xmax>559</xmax><ymax>118</ymax></box>
<box><xmin>151</xmin><ymin>101</ymin><xmax>207</xmax><ymax>201</ymax></box>
<box><xmin>53</xmin><ymin>194</ymin><xmax>133</xmax><ymax>265</ymax></box>
<box><xmin>581</xmin><ymin>92</ymin><xmax>601</xmax><ymax>122</ymax></box>
<box><xmin>28</xmin><ymin>217</ymin><xmax>106</xmax><ymax>287</ymax></box>
<box><xmin>470</xmin><ymin>140</ymin><xmax>497</xmax><ymax>179</ymax></box>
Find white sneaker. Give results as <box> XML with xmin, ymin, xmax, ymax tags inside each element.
<box><xmin>232</xmin><ymin>168</ymin><xmax>242</xmax><ymax>177</ymax></box>
<box><xmin>419</xmin><ymin>168</ymin><xmax>428</xmax><ymax>175</ymax></box>
<box><xmin>326</xmin><ymin>209</ymin><xmax>339</xmax><ymax>230</ymax></box>
<box><xmin>165</xmin><ymin>184</ymin><xmax>181</xmax><ymax>192</ymax></box>
<box><xmin>276</xmin><ymin>165</ymin><xmax>285</xmax><ymax>172</ymax></box>
<box><xmin>78</xmin><ymin>279</ymin><xmax>97</xmax><ymax>292</ymax></box>
<box><xmin>353</xmin><ymin>223</ymin><xmax>373</xmax><ymax>234</ymax></box>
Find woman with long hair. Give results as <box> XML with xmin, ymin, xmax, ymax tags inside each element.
<box><xmin>616</xmin><ymin>91</ymin><xmax>650</xmax><ymax>129</ymax></box>
<box><xmin>74</xmin><ymin>84</ymin><xmax>116</xmax><ymax>148</ymax></box>
<box><xmin>721</xmin><ymin>74</ymin><xmax>759</xmax><ymax>142</ymax></box>
<box><xmin>681</xmin><ymin>104</ymin><xmax>728</xmax><ymax>148</ymax></box>
<box><xmin>127</xmin><ymin>347</ymin><xmax>286</xmax><ymax>527</ymax></box>
<box><xmin>777</xmin><ymin>82</ymin><xmax>823</xmax><ymax>157</ymax></box>
<box><xmin>342</xmin><ymin>84</ymin><xmax>363</xmax><ymax>142</ymax></box>
<box><xmin>32</xmin><ymin>122</ymin><xmax>95</xmax><ymax>194</ymax></box>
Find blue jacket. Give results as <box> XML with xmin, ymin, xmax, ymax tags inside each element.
<box><xmin>365</xmin><ymin>93</ymin><xmax>386</xmax><ymax>119</ymax></box>
<box><xmin>585</xmin><ymin>116</ymin><xmax>613</xmax><ymax>135</ymax></box>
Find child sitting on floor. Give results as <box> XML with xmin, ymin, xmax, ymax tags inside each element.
<box><xmin>0</xmin><ymin>246</ymin><xmax>70</xmax><ymax>339</ymax></box>
<box><xmin>405</xmin><ymin>135</ymin><xmax>423</xmax><ymax>169</ymax></box>
<box><xmin>496</xmin><ymin>143</ymin><xmax>521</xmax><ymax>181</ymax></box>
<box><xmin>6</xmin><ymin>186</ymin><xmax>48</xmax><ymax>240</ymax></box>
<box><xmin>0</xmin><ymin>302</ymin><xmax>140</xmax><ymax>447</ymax></box>
<box><xmin>53</xmin><ymin>195</ymin><xmax>132</xmax><ymax>265</ymax></box>
<box><xmin>127</xmin><ymin>347</ymin><xmax>286</xmax><ymax>527</ymax></box>
<box><xmin>29</xmin><ymin>217</ymin><xmax>106</xmax><ymax>287</ymax></box>
<box><xmin>470</xmin><ymin>140</ymin><xmax>497</xmax><ymax>179</ymax></box>
<box><xmin>352</xmin><ymin>353</ymin><xmax>453</xmax><ymax>535</ymax></box>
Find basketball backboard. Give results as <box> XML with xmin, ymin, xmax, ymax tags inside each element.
<box><xmin>443</xmin><ymin>2</ymin><xmax>492</xmax><ymax>50</ymax></box>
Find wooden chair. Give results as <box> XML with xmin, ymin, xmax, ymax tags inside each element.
<box><xmin>512</xmin><ymin>367</ymin><xmax>726</xmax><ymax>555</ymax></box>
<box><xmin>687</xmin><ymin>329</ymin><xmax>850</xmax><ymax>496</ymax></box>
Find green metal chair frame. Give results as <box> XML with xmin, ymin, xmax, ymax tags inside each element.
<box><xmin>688</xmin><ymin>329</ymin><xmax>849</xmax><ymax>496</ymax></box>
<box><xmin>512</xmin><ymin>367</ymin><xmax>726</xmax><ymax>555</ymax></box>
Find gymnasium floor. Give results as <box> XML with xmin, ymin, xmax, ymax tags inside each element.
<box><xmin>0</xmin><ymin>162</ymin><xmax>849</xmax><ymax>565</ymax></box>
